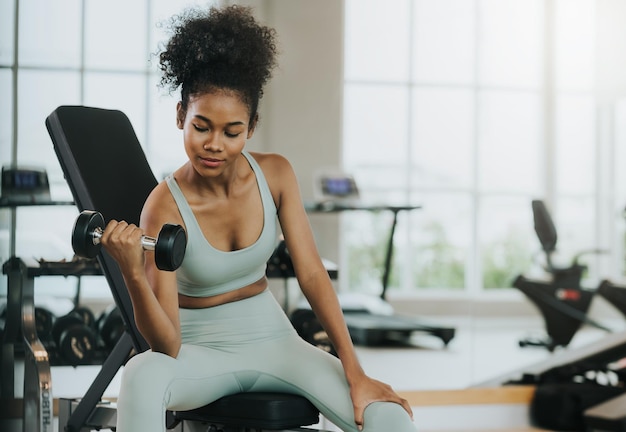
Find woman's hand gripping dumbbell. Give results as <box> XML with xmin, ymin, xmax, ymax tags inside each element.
<box><xmin>72</xmin><ymin>210</ymin><xmax>187</xmax><ymax>271</ymax></box>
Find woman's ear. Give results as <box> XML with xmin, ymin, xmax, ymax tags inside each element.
<box><xmin>176</xmin><ymin>102</ymin><xmax>185</xmax><ymax>129</ymax></box>
<box><xmin>247</xmin><ymin>114</ymin><xmax>259</xmax><ymax>139</ymax></box>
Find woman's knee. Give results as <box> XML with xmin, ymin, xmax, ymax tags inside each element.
<box><xmin>363</xmin><ymin>401</ymin><xmax>417</xmax><ymax>431</ymax></box>
<box><xmin>120</xmin><ymin>350</ymin><xmax>177</xmax><ymax>396</ymax></box>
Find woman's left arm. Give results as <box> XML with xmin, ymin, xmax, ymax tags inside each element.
<box><xmin>260</xmin><ymin>153</ymin><xmax>413</xmax><ymax>428</ymax></box>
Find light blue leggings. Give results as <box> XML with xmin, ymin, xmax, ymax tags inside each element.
<box><xmin>115</xmin><ymin>289</ymin><xmax>417</xmax><ymax>431</ymax></box>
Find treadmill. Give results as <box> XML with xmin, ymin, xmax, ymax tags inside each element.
<box><xmin>304</xmin><ymin>171</ymin><xmax>455</xmax><ymax>347</ymax></box>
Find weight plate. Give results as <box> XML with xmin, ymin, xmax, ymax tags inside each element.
<box><xmin>155</xmin><ymin>224</ymin><xmax>187</xmax><ymax>271</ymax></box>
<box><xmin>72</xmin><ymin>210</ymin><xmax>104</xmax><ymax>259</ymax></box>
<box><xmin>98</xmin><ymin>305</ymin><xmax>125</xmax><ymax>351</ymax></box>
<box><xmin>35</xmin><ymin>307</ymin><xmax>56</xmax><ymax>342</ymax></box>
<box><xmin>72</xmin><ymin>306</ymin><xmax>96</xmax><ymax>329</ymax></box>
<box><xmin>58</xmin><ymin>325</ymin><xmax>96</xmax><ymax>366</ymax></box>
<box><xmin>51</xmin><ymin>313</ymin><xmax>83</xmax><ymax>344</ymax></box>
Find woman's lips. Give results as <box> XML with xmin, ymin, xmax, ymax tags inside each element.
<box><xmin>201</xmin><ymin>157</ymin><xmax>224</xmax><ymax>168</ymax></box>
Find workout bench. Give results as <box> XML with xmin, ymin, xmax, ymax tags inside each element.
<box><xmin>46</xmin><ymin>105</ymin><xmax>327</xmax><ymax>432</ymax></box>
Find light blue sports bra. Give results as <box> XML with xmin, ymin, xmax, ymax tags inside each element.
<box><xmin>166</xmin><ymin>151</ymin><xmax>278</xmax><ymax>297</ymax></box>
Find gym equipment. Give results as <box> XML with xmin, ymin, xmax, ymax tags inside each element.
<box><xmin>266</xmin><ymin>238</ymin><xmax>338</xmax><ymax>312</ymax></box>
<box><xmin>32</xmin><ymin>306</ymin><xmax>109</xmax><ymax>367</ymax></box>
<box><xmin>266</xmin><ymin>239</ymin><xmax>338</xmax><ymax>355</ymax></box>
<box><xmin>166</xmin><ymin>392</ymin><xmax>320</xmax><ymax>430</ymax></box>
<box><xmin>96</xmin><ymin>304</ymin><xmax>125</xmax><ymax>353</ymax></box>
<box><xmin>0</xmin><ymin>165</ymin><xmax>51</xmax><ymax>205</ymax></box>
<box><xmin>51</xmin><ymin>309</ymin><xmax>98</xmax><ymax>366</ymax></box>
<box><xmin>266</xmin><ymin>238</ymin><xmax>295</xmax><ymax>279</ymax></box>
<box><xmin>514</xmin><ymin>199</ymin><xmax>610</xmax><ymax>351</ymax></box>
<box><xmin>0</xmin><ymin>305</ymin><xmax>5</xmax><ymax>350</ymax></box>
<box><xmin>34</xmin><ymin>307</ymin><xmax>55</xmax><ymax>346</ymax></box>
<box><xmin>585</xmin><ymin>393</ymin><xmax>626</xmax><ymax>432</ymax></box>
<box><xmin>47</xmin><ymin>106</ymin><xmax>327</xmax><ymax>432</ymax></box>
<box><xmin>71</xmin><ymin>305</ymin><xmax>96</xmax><ymax>329</ymax></box>
<box><xmin>476</xmin><ymin>329</ymin><xmax>626</xmax><ymax>432</ymax></box>
<box><xmin>1</xmin><ymin>257</ymin><xmax>53</xmax><ymax>432</ymax></box>
<box><xmin>1</xmin><ymin>257</ymin><xmax>106</xmax><ymax>432</ymax></box>
<box><xmin>306</xmin><ymin>174</ymin><xmax>456</xmax><ymax>347</ymax></box>
<box><xmin>598</xmin><ymin>279</ymin><xmax>626</xmax><ymax>319</ymax></box>
<box><xmin>290</xmin><ymin>308</ymin><xmax>337</xmax><ymax>357</ymax></box>
<box><xmin>530</xmin><ymin>381</ymin><xmax>625</xmax><ymax>431</ymax></box>
<box><xmin>34</xmin><ymin>307</ymin><xmax>57</xmax><ymax>364</ymax></box>
<box><xmin>72</xmin><ymin>210</ymin><xmax>187</xmax><ymax>271</ymax></box>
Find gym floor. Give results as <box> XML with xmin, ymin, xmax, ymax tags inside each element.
<box><xmin>46</xmin><ymin>313</ymin><xmax>621</xmax><ymax>431</ymax></box>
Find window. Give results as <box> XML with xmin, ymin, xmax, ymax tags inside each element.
<box><xmin>342</xmin><ymin>0</ymin><xmax>625</xmax><ymax>295</ymax></box>
<box><xmin>0</xmin><ymin>0</ymin><xmax>216</xmax><ymax>299</ymax></box>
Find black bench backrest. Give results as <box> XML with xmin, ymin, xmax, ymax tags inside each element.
<box><xmin>46</xmin><ymin>105</ymin><xmax>156</xmax><ymax>352</ymax></box>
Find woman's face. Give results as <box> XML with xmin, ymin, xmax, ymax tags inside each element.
<box><xmin>177</xmin><ymin>90</ymin><xmax>255</xmax><ymax>178</ymax></box>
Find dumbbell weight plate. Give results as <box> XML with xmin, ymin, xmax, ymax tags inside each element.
<box><xmin>35</xmin><ymin>307</ymin><xmax>56</xmax><ymax>344</ymax></box>
<box><xmin>57</xmin><ymin>325</ymin><xmax>97</xmax><ymax>366</ymax></box>
<box><xmin>72</xmin><ymin>306</ymin><xmax>96</xmax><ymax>329</ymax></box>
<box><xmin>98</xmin><ymin>305</ymin><xmax>125</xmax><ymax>352</ymax></box>
<box><xmin>51</xmin><ymin>314</ymin><xmax>80</xmax><ymax>347</ymax></box>
<box><xmin>154</xmin><ymin>224</ymin><xmax>187</xmax><ymax>271</ymax></box>
<box><xmin>72</xmin><ymin>210</ymin><xmax>186</xmax><ymax>271</ymax></box>
<box><xmin>52</xmin><ymin>312</ymin><xmax>97</xmax><ymax>366</ymax></box>
<box><xmin>72</xmin><ymin>210</ymin><xmax>105</xmax><ymax>259</ymax></box>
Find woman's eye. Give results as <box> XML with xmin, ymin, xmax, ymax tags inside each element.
<box><xmin>225</xmin><ymin>131</ymin><xmax>241</xmax><ymax>138</ymax></box>
<box><xmin>193</xmin><ymin>124</ymin><xmax>208</xmax><ymax>132</ymax></box>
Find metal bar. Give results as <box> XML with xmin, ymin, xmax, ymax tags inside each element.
<box><xmin>1</xmin><ymin>257</ymin><xmax>22</xmax><ymax>399</ymax></box>
<box><xmin>380</xmin><ymin>209</ymin><xmax>400</xmax><ymax>300</ymax></box>
<box><xmin>19</xmin><ymin>259</ymin><xmax>53</xmax><ymax>432</ymax></box>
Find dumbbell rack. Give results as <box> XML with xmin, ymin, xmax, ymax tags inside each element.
<box><xmin>0</xmin><ymin>256</ymin><xmax>102</xmax><ymax>432</ymax></box>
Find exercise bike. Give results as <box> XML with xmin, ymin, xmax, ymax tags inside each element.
<box><xmin>514</xmin><ymin>200</ymin><xmax>611</xmax><ymax>351</ymax></box>
<box><xmin>598</xmin><ymin>279</ymin><xmax>626</xmax><ymax>319</ymax></box>
<box><xmin>596</xmin><ymin>207</ymin><xmax>626</xmax><ymax>321</ymax></box>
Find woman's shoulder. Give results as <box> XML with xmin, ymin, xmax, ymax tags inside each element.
<box><xmin>247</xmin><ymin>151</ymin><xmax>293</xmax><ymax>174</ymax></box>
<box><xmin>140</xmin><ymin>178</ymin><xmax>183</xmax><ymax>233</ymax></box>
<box><xmin>246</xmin><ymin>151</ymin><xmax>299</xmax><ymax>210</ymax></box>
<box><xmin>146</xmin><ymin>178</ymin><xmax>175</xmax><ymax>202</ymax></box>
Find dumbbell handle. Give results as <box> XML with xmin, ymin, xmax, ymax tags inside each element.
<box><xmin>90</xmin><ymin>227</ymin><xmax>158</xmax><ymax>251</ymax></box>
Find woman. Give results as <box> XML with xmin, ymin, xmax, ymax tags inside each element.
<box><xmin>101</xmin><ymin>5</ymin><xmax>417</xmax><ymax>432</ymax></box>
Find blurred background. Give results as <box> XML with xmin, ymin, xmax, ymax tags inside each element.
<box><xmin>2</xmin><ymin>0</ymin><xmax>626</xmax><ymax>389</ymax></box>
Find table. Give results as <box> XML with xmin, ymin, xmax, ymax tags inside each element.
<box><xmin>304</xmin><ymin>201</ymin><xmax>421</xmax><ymax>299</ymax></box>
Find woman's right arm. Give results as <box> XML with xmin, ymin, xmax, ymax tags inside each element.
<box><xmin>100</xmin><ymin>182</ymin><xmax>182</xmax><ymax>357</ymax></box>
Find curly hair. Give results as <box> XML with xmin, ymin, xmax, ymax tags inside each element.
<box><xmin>158</xmin><ymin>5</ymin><xmax>278</xmax><ymax>123</ymax></box>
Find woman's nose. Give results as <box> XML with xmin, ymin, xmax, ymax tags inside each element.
<box><xmin>203</xmin><ymin>133</ymin><xmax>221</xmax><ymax>151</ymax></box>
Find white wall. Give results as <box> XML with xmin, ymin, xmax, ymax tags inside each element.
<box><xmin>238</xmin><ymin>0</ymin><xmax>345</xmax><ymax>265</ymax></box>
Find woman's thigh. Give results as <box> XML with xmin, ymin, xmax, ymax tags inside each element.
<box><xmin>120</xmin><ymin>333</ymin><xmax>415</xmax><ymax>432</ymax></box>
<box><xmin>247</xmin><ymin>334</ymin><xmax>416</xmax><ymax>432</ymax></box>
<box><xmin>119</xmin><ymin>345</ymin><xmax>247</xmax><ymax>411</ymax></box>
<box><xmin>245</xmin><ymin>333</ymin><xmax>359</xmax><ymax>431</ymax></box>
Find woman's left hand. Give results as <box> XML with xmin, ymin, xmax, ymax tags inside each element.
<box><xmin>349</xmin><ymin>374</ymin><xmax>413</xmax><ymax>430</ymax></box>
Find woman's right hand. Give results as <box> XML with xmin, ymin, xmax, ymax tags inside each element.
<box><xmin>99</xmin><ymin>220</ymin><xmax>146</xmax><ymax>274</ymax></box>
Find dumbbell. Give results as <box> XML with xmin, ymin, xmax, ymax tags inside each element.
<box><xmin>72</xmin><ymin>210</ymin><xmax>187</xmax><ymax>271</ymax></box>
